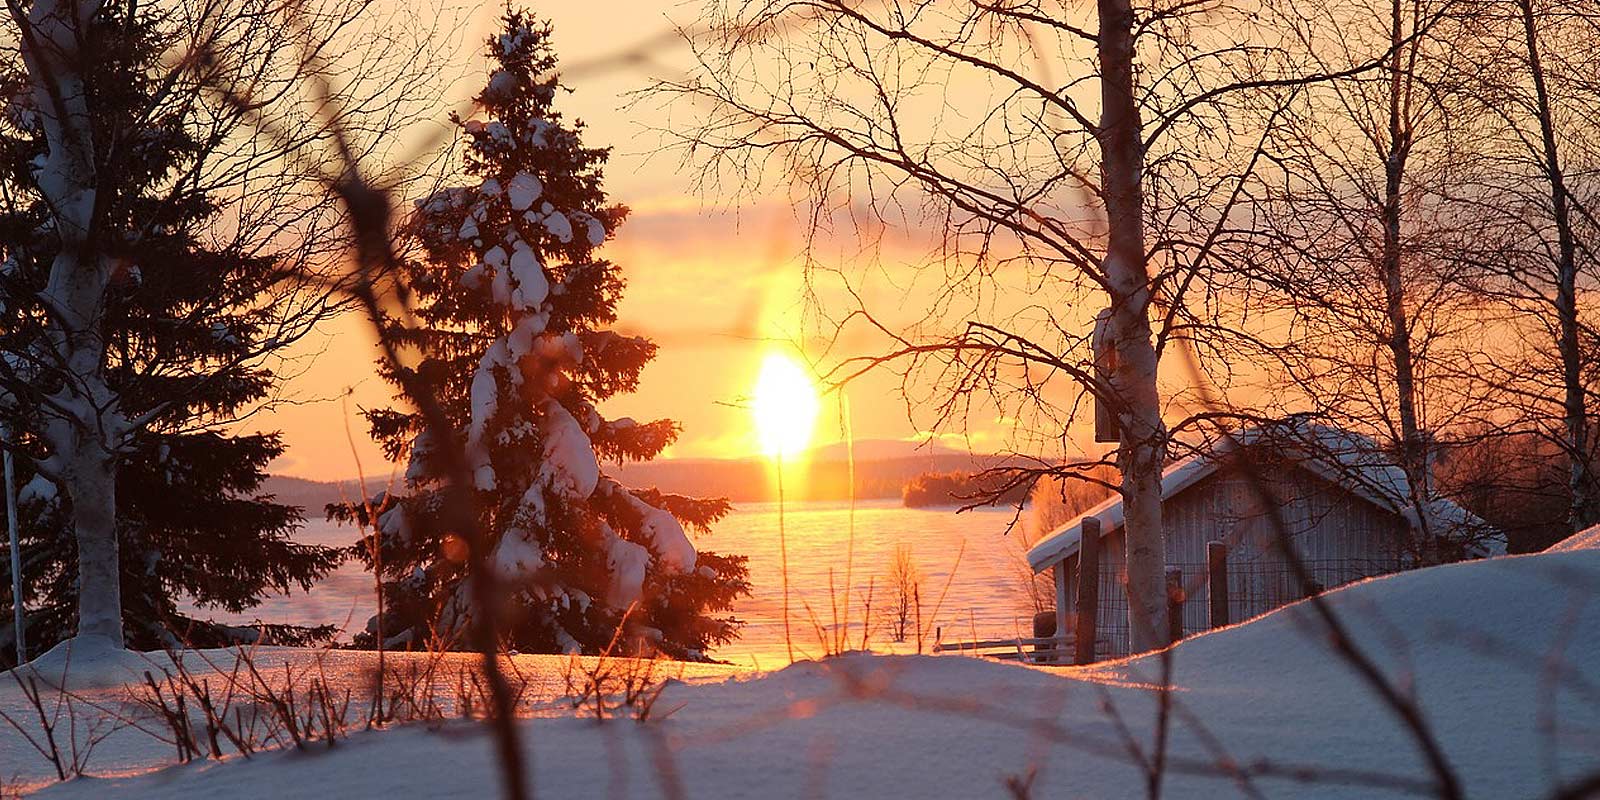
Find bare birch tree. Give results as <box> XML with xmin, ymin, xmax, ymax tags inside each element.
<box><xmin>1223</xmin><ymin>0</ymin><xmax>1501</xmax><ymax>560</ymax></box>
<box><xmin>1511</xmin><ymin>0</ymin><xmax>1598</xmax><ymax>534</ymax></box>
<box><xmin>1455</xmin><ymin>0</ymin><xmax>1600</xmax><ymax>534</ymax></box>
<box><xmin>656</xmin><ymin>0</ymin><xmax>1413</xmax><ymax>652</ymax></box>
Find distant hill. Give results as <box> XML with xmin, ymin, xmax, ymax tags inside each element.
<box><xmin>611</xmin><ymin>441</ymin><xmax>1030</xmax><ymax>503</ymax></box>
<box><xmin>804</xmin><ymin>438</ymin><xmax>963</xmax><ymax>462</ymax></box>
<box><xmin>259</xmin><ymin>475</ymin><xmax>364</xmax><ymax>516</ymax></box>
<box><xmin>266</xmin><ymin>439</ymin><xmax>1032</xmax><ymax>506</ymax></box>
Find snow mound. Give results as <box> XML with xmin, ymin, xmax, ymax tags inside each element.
<box><xmin>10</xmin><ymin>635</ymin><xmax>180</xmax><ymax>691</ymax></box>
<box><xmin>17</xmin><ymin>473</ymin><xmax>58</xmax><ymax>507</ymax></box>
<box><xmin>26</xmin><ymin>550</ymin><xmax>1600</xmax><ymax>799</ymax></box>
<box><xmin>1547</xmin><ymin>524</ymin><xmax>1600</xmax><ymax>552</ymax></box>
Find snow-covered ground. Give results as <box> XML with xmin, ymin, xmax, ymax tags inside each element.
<box><xmin>0</xmin><ymin>647</ymin><xmax>741</xmax><ymax>794</ymax></box>
<box><xmin>9</xmin><ymin>545</ymin><xmax>1600</xmax><ymax>798</ymax></box>
<box><xmin>1548</xmin><ymin>524</ymin><xmax>1600</xmax><ymax>553</ymax></box>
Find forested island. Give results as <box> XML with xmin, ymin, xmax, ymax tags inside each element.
<box><xmin>901</xmin><ymin>470</ymin><xmax>1031</xmax><ymax>508</ymax></box>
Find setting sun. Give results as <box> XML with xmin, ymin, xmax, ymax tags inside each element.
<box><xmin>751</xmin><ymin>352</ymin><xmax>821</xmax><ymax>458</ymax></box>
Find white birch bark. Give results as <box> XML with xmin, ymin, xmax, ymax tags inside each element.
<box><xmin>1514</xmin><ymin>0</ymin><xmax>1593</xmax><ymax>533</ymax></box>
<box><xmin>15</xmin><ymin>0</ymin><xmax>125</xmax><ymax>649</ymax></box>
<box><xmin>1097</xmin><ymin>0</ymin><xmax>1170</xmax><ymax>652</ymax></box>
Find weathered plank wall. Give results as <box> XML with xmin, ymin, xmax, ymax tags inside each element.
<box><xmin>1080</xmin><ymin>463</ymin><xmax>1410</xmax><ymax>656</ymax></box>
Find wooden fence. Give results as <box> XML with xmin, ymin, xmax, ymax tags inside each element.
<box><xmin>931</xmin><ymin>636</ymin><xmax>1072</xmax><ymax>663</ymax></box>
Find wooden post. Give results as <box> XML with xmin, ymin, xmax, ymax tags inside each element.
<box><xmin>1166</xmin><ymin>567</ymin><xmax>1184</xmax><ymax>644</ymax></box>
<box><xmin>1052</xmin><ymin>561</ymin><xmax>1070</xmax><ymax>659</ymax></box>
<box><xmin>1073</xmin><ymin>517</ymin><xmax>1101</xmax><ymax>665</ymax></box>
<box><xmin>1207</xmin><ymin>541</ymin><xmax>1229</xmax><ymax>629</ymax></box>
<box><xmin>1032</xmin><ymin>609</ymin><xmax>1056</xmax><ymax>662</ymax></box>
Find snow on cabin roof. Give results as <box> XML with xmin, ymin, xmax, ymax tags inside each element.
<box><xmin>1026</xmin><ymin>420</ymin><xmax>1502</xmax><ymax>573</ymax></box>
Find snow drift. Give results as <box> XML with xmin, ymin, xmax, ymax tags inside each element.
<box><xmin>16</xmin><ymin>545</ymin><xmax>1600</xmax><ymax>799</ymax></box>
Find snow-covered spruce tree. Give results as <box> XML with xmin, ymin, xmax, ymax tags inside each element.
<box><xmin>336</xmin><ymin>15</ymin><xmax>748</xmax><ymax>659</ymax></box>
<box><xmin>0</xmin><ymin>4</ymin><xmax>343</xmax><ymax>665</ymax></box>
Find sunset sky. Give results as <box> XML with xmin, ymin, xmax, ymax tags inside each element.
<box><xmin>256</xmin><ymin>0</ymin><xmax>1044</xmax><ymax>481</ymax></box>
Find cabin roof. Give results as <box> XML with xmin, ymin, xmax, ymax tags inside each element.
<box><xmin>1026</xmin><ymin>421</ymin><xmax>1502</xmax><ymax>573</ymax></box>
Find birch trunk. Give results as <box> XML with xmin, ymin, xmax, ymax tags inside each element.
<box><xmin>57</xmin><ymin>431</ymin><xmax>121</xmax><ymax>644</ymax></box>
<box><xmin>1515</xmin><ymin>0</ymin><xmax>1593</xmax><ymax>533</ymax></box>
<box><xmin>1097</xmin><ymin>0</ymin><xmax>1169</xmax><ymax>652</ymax></box>
<box><xmin>18</xmin><ymin>0</ymin><xmax>125</xmax><ymax>649</ymax></box>
<box><xmin>1379</xmin><ymin>0</ymin><xmax>1432</xmax><ymax>557</ymax></box>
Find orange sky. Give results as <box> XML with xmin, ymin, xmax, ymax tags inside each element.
<box><xmin>242</xmin><ymin>1</ymin><xmax>1419</xmax><ymax>484</ymax></box>
<box><xmin>254</xmin><ymin>1</ymin><xmax>1032</xmax><ymax>481</ymax></box>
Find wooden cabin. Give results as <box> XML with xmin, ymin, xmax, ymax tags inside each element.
<box><xmin>1028</xmin><ymin>421</ymin><xmax>1501</xmax><ymax>659</ymax></box>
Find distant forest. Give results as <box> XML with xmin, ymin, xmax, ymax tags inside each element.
<box><xmin>264</xmin><ymin>429</ymin><xmax>1576</xmax><ymax>553</ymax></box>
<box><xmin>901</xmin><ymin>471</ymin><xmax>1032</xmax><ymax>509</ymax></box>
<box><xmin>266</xmin><ymin>441</ymin><xmax>1040</xmax><ymax>509</ymax></box>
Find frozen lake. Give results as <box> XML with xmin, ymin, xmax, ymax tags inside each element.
<box><xmin>194</xmin><ymin>500</ymin><xmax>1041</xmax><ymax>667</ymax></box>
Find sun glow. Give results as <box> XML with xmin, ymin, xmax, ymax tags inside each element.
<box><xmin>751</xmin><ymin>352</ymin><xmax>821</xmax><ymax>459</ymax></box>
